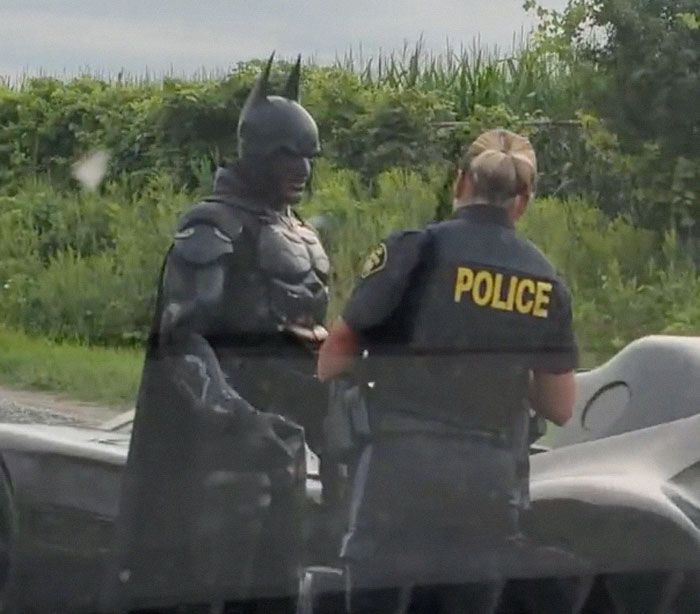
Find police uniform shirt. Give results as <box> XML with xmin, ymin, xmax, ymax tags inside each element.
<box><xmin>342</xmin><ymin>205</ymin><xmax>578</xmax><ymax>426</ymax></box>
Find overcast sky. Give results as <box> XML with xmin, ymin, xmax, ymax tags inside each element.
<box><xmin>1</xmin><ymin>0</ymin><xmax>568</xmax><ymax>80</ymax></box>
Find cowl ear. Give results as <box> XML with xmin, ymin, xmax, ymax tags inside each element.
<box><xmin>243</xmin><ymin>52</ymin><xmax>275</xmax><ymax>110</ymax></box>
<box><xmin>283</xmin><ymin>54</ymin><xmax>302</xmax><ymax>101</ymax></box>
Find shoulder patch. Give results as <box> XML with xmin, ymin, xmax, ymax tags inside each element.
<box><xmin>360</xmin><ymin>242</ymin><xmax>387</xmax><ymax>279</ymax></box>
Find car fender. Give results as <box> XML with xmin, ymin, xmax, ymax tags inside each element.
<box><xmin>525</xmin><ymin>475</ymin><xmax>700</xmax><ymax>573</ymax></box>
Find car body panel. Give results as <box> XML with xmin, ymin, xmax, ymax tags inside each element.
<box><xmin>0</xmin><ymin>415</ymin><xmax>324</xmax><ymax>610</ymax></box>
<box><xmin>0</xmin><ymin>335</ymin><xmax>698</xmax><ymax>610</ymax></box>
<box><xmin>548</xmin><ymin>335</ymin><xmax>700</xmax><ymax>448</ymax></box>
<box><xmin>525</xmin><ymin>336</ymin><xmax>700</xmax><ymax>577</ymax></box>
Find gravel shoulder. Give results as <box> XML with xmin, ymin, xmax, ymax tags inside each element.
<box><xmin>0</xmin><ymin>385</ymin><xmax>127</xmax><ymax>426</ymax></box>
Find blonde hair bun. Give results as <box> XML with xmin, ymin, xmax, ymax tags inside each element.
<box><xmin>465</xmin><ymin>129</ymin><xmax>537</xmax><ymax>204</ymax></box>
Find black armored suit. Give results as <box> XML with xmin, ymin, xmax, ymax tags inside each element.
<box><xmin>108</xmin><ymin>55</ymin><xmax>330</xmax><ymax>612</ymax></box>
<box><xmin>170</xmin><ymin>166</ymin><xmax>330</xmax><ymax>435</ymax></box>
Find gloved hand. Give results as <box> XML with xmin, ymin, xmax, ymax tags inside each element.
<box><xmin>166</xmin><ymin>343</ymin><xmax>303</xmax><ymax>471</ymax></box>
<box><xmin>237</xmin><ymin>409</ymin><xmax>301</xmax><ymax>472</ymax></box>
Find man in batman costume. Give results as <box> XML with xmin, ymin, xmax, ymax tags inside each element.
<box><xmin>105</xmin><ymin>54</ymin><xmax>331</xmax><ymax>613</ymax></box>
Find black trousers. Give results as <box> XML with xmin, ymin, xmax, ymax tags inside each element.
<box><xmin>341</xmin><ymin>436</ymin><xmax>520</xmax><ymax>614</ymax></box>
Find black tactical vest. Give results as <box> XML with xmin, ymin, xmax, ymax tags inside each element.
<box><xmin>367</xmin><ymin>206</ymin><xmax>568</xmax><ymax>436</ymax></box>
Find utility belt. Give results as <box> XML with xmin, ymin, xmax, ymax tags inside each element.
<box><xmin>322</xmin><ymin>378</ymin><xmax>371</xmax><ymax>462</ymax></box>
<box><xmin>217</xmin><ymin>327</ymin><xmax>328</xmax><ymax>413</ymax></box>
<box><xmin>237</xmin><ymin>362</ymin><xmax>326</xmax><ymax>412</ymax></box>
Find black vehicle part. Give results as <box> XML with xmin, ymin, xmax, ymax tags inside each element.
<box><xmin>0</xmin><ymin>461</ymin><xmax>17</xmax><ymax>614</ymax></box>
<box><xmin>296</xmin><ymin>566</ymin><xmax>345</xmax><ymax>614</ymax></box>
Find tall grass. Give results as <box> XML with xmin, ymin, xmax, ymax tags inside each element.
<box><xmin>0</xmin><ymin>326</ymin><xmax>140</xmax><ymax>406</ymax></box>
<box><xmin>0</xmin><ymin>43</ymin><xmax>696</xmax><ymax>369</ymax></box>
<box><xmin>4</xmin><ymin>36</ymin><xmax>583</xmax><ymax>119</ymax></box>
<box><xmin>333</xmin><ymin>36</ymin><xmax>585</xmax><ymax>118</ymax></box>
<box><xmin>0</xmin><ymin>40</ymin><xmax>603</xmax><ymax>208</ymax></box>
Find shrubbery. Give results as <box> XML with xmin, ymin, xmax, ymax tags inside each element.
<box><xmin>2</xmin><ymin>19</ymin><xmax>696</xmax><ymax>233</ymax></box>
<box><xmin>0</xmin><ymin>0</ymin><xmax>697</xmax><ymax>366</ymax></box>
<box><xmin>0</xmin><ymin>162</ymin><xmax>697</xmax><ymax>364</ymax></box>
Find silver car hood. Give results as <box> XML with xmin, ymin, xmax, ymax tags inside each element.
<box><xmin>0</xmin><ymin>412</ymin><xmax>322</xmax><ymax>481</ymax></box>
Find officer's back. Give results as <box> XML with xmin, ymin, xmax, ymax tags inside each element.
<box><xmin>318</xmin><ymin>128</ymin><xmax>577</xmax><ymax>613</ymax></box>
<box><xmin>365</xmin><ymin>203</ymin><xmax>572</xmax><ymax>432</ymax></box>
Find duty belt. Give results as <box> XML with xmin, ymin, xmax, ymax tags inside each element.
<box><xmin>370</xmin><ymin>409</ymin><xmax>509</xmax><ymax>446</ymax></box>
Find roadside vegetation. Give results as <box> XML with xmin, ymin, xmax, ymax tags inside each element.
<box><xmin>0</xmin><ymin>327</ymin><xmax>140</xmax><ymax>406</ymax></box>
<box><xmin>0</xmin><ymin>0</ymin><xmax>697</xmax><ymax>404</ymax></box>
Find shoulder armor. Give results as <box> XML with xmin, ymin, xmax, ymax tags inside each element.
<box><xmin>177</xmin><ymin>199</ymin><xmax>246</xmax><ymax>241</ymax></box>
<box><xmin>172</xmin><ymin>224</ymin><xmax>235</xmax><ymax>265</ymax></box>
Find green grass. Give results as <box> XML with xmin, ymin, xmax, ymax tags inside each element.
<box><xmin>334</xmin><ymin>36</ymin><xmax>583</xmax><ymax>118</ymax></box>
<box><xmin>0</xmin><ymin>326</ymin><xmax>142</xmax><ymax>407</ymax></box>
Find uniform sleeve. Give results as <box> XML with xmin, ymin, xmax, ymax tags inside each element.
<box><xmin>531</xmin><ymin>281</ymin><xmax>579</xmax><ymax>374</ymax></box>
<box><xmin>342</xmin><ymin>230</ymin><xmax>430</xmax><ymax>333</ymax></box>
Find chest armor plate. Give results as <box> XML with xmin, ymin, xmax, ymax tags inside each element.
<box><xmin>224</xmin><ymin>211</ymin><xmax>330</xmax><ymax>334</ymax></box>
<box><xmin>258</xmin><ymin>217</ymin><xmax>330</xmax><ymax>325</ymax></box>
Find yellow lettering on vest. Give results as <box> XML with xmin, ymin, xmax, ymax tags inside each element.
<box><xmin>472</xmin><ymin>270</ymin><xmax>494</xmax><ymax>306</ymax></box>
<box><xmin>515</xmin><ymin>278</ymin><xmax>535</xmax><ymax>314</ymax></box>
<box><xmin>533</xmin><ymin>281</ymin><xmax>552</xmax><ymax>318</ymax></box>
<box><xmin>454</xmin><ymin>267</ymin><xmax>549</xmax><ymax>318</ymax></box>
<box><xmin>490</xmin><ymin>273</ymin><xmax>510</xmax><ymax>310</ymax></box>
<box><xmin>506</xmin><ymin>275</ymin><xmax>517</xmax><ymax>311</ymax></box>
<box><xmin>453</xmin><ymin>267</ymin><xmax>474</xmax><ymax>302</ymax></box>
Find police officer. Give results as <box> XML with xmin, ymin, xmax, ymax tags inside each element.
<box><xmin>318</xmin><ymin>129</ymin><xmax>577</xmax><ymax>613</ymax></box>
<box><xmin>108</xmin><ymin>55</ymin><xmax>330</xmax><ymax>612</ymax></box>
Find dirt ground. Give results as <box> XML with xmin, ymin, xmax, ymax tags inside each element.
<box><xmin>0</xmin><ymin>385</ymin><xmax>126</xmax><ymax>426</ymax></box>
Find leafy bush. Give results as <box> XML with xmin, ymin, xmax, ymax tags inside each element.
<box><xmin>0</xmin><ymin>17</ymin><xmax>697</xmax><ymax>364</ymax></box>
<box><xmin>0</xmin><ymin>174</ymin><xmax>192</xmax><ymax>344</ymax></box>
<box><xmin>524</xmin><ymin>0</ymin><xmax>700</xmax><ymax>232</ymax></box>
<box><xmin>519</xmin><ymin>198</ymin><xmax>700</xmax><ymax>359</ymax></box>
<box><xmin>1</xmin><ymin>29</ymin><xmax>696</xmax><ymax>234</ymax></box>
<box><xmin>305</xmin><ymin>160</ymin><xmax>445</xmax><ymax>316</ymax></box>
<box><xmin>0</xmin><ymin>165</ymin><xmax>696</xmax><ymax>365</ymax></box>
